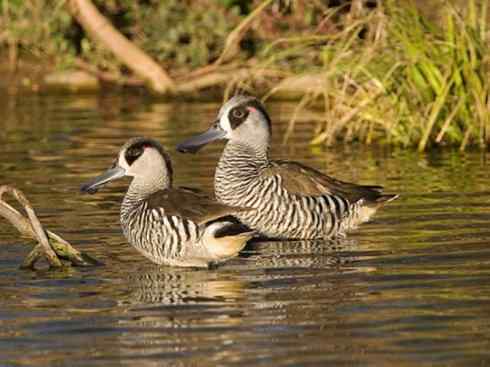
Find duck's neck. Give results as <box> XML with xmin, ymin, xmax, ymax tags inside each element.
<box><xmin>122</xmin><ymin>176</ymin><xmax>169</xmax><ymax>216</ymax></box>
<box><xmin>222</xmin><ymin>140</ymin><xmax>269</xmax><ymax>170</ymax></box>
<box><xmin>215</xmin><ymin>141</ymin><xmax>270</xmax><ymax>200</ymax></box>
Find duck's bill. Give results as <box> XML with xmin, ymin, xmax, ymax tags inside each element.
<box><xmin>177</xmin><ymin>125</ymin><xmax>226</xmax><ymax>153</ymax></box>
<box><xmin>80</xmin><ymin>166</ymin><xmax>126</xmax><ymax>194</ymax></box>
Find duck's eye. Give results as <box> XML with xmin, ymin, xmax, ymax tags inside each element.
<box><xmin>232</xmin><ymin>108</ymin><xmax>245</xmax><ymax>119</ymax></box>
<box><xmin>129</xmin><ymin>147</ymin><xmax>143</xmax><ymax>157</ymax></box>
<box><xmin>125</xmin><ymin>147</ymin><xmax>144</xmax><ymax>165</ymax></box>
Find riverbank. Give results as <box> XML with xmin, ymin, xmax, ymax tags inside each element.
<box><xmin>1</xmin><ymin>1</ymin><xmax>488</xmax><ymax>150</ymax></box>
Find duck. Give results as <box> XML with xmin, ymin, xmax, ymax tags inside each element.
<box><xmin>177</xmin><ymin>95</ymin><xmax>398</xmax><ymax>240</ymax></box>
<box><xmin>80</xmin><ymin>137</ymin><xmax>255</xmax><ymax>268</ymax></box>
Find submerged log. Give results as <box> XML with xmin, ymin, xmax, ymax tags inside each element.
<box><xmin>0</xmin><ymin>185</ymin><xmax>99</xmax><ymax>270</ymax></box>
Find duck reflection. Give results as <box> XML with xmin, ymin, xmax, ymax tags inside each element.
<box><xmin>111</xmin><ymin>239</ymin><xmax>366</xmax><ymax>366</ymax></box>
<box><xmin>120</xmin><ymin>267</ymin><xmax>248</xmax><ymax>306</ymax></box>
<box><xmin>242</xmin><ymin>238</ymin><xmax>361</xmax><ymax>269</ymax></box>
<box><xmin>118</xmin><ymin>238</ymin><xmax>363</xmax><ymax>307</ymax></box>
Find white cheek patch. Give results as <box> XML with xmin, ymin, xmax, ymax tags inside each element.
<box><xmin>123</xmin><ymin>148</ymin><xmax>152</xmax><ymax>176</ymax></box>
<box><xmin>219</xmin><ymin>102</ymin><xmax>234</xmax><ymax>134</ymax></box>
<box><xmin>118</xmin><ymin>153</ymin><xmax>128</xmax><ymax>169</ymax></box>
<box><xmin>220</xmin><ymin>114</ymin><xmax>232</xmax><ymax>133</ymax></box>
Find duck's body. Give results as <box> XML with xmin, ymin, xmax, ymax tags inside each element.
<box><xmin>215</xmin><ymin>145</ymin><xmax>395</xmax><ymax>239</ymax></box>
<box><xmin>178</xmin><ymin>96</ymin><xmax>398</xmax><ymax>240</ymax></box>
<box><xmin>120</xmin><ymin>186</ymin><xmax>252</xmax><ymax>267</ymax></box>
<box><xmin>81</xmin><ymin>138</ymin><xmax>254</xmax><ymax>267</ymax></box>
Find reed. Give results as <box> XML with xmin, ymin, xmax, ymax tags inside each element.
<box><xmin>265</xmin><ymin>0</ymin><xmax>489</xmax><ymax>150</ymax></box>
<box><xmin>387</xmin><ymin>0</ymin><xmax>489</xmax><ymax>151</ymax></box>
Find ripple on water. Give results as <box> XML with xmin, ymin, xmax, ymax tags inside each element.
<box><xmin>0</xmin><ymin>95</ymin><xmax>490</xmax><ymax>366</ymax></box>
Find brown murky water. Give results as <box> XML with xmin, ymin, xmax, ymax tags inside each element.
<box><xmin>1</xmin><ymin>94</ymin><xmax>490</xmax><ymax>366</ymax></box>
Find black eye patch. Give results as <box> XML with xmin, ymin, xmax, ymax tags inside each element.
<box><xmin>229</xmin><ymin>106</ymin><xmax>249</xmax><ymax>129</ymax></box>
<box><xmin>125</xmin><ymin>145</ymin><xmax>144</xmax><ymax>165</ymax></box>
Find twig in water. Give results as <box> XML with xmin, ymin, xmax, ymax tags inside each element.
<box><xmin>0</xmin><ymin>185</ymin><xmax>99</xmax><ymax>270</ymax></box>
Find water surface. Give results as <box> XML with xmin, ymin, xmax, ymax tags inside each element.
<box><xmin>1</xmin><ymin>94</ymin><xmax>490</xmax><ymax>366</ymax></box>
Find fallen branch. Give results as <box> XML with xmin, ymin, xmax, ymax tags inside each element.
<box><xmin>0</xmin><ymin>185</ymin><xmax>99</xmax><ymax>270</ymax></box>
<box><xmin>175</xmin><ymin>66</ymin><xmax>285</xmax><ymax>94</ymax></box>
<box><xmin>67</xmin><ymin>0</ymin><xmax>175</xmax><ymax>94</ymax></box>
<box><xmin>65</xmin><ymin>0</ymin><xmax>278</xmax><ymax>95</ymax></box>
<box><xmin>71</xmin><ymin>58</ymin><xmax>328</xmax><ymax>100</ymax></box>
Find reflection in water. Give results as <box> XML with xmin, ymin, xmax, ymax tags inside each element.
<box><xmin>119</xmin><ymin>239</ymin><xmax>361</xmax><ymax>307</ymax></box>
<box><xmin>123</xmin><ymin>268</ymin><xmax>248</xmax><ymax>306</ymax></box>
<box><xmin>1</xmin><ymin>94</ymin><xmax>490</xmax><ymax>366</ymax></box>
<box><xmin>113</xmin><ymin>239</ymin><xmax>362</xmax><ymax>367</ymax></box>
<box><xmin>245</xmin><ymin>239</ymin><xmax>362</xmax><ymax>269</ymax></box>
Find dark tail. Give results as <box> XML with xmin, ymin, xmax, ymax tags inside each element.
<box><xmin>214</xmin><ymin>223</ymin><xmax>256</xmax><ymax>238</ymax></box>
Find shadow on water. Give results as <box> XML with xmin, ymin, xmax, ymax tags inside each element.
<box><xmin>1</xmin><ymin>93</ymin><xmax>490</xmax><ymax>366</ymax></box>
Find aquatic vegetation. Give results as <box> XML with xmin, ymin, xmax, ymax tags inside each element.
<box><xmin>384</xmin><ymin>0</ymin><xmax>489</xmax><ymax>151</ymax></box>
<box><xmin>258</xmin><ymin>1</ymin><xmax>490</xmax><ymax>150</ymax></box>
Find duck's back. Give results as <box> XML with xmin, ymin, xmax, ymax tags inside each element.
<box><xmin>121</xmin><ymin>190</ymin><xmax>200</xmax><ymax>265</ymax></box>
<box><xmin>121</xmin><ymin>187</ymin><xmax>253</xmax><ymax>266</ymax></box>
<box><xmin>215</xmin><ymin>158</ymin><xmax>397</xmax><ymax>239</ymax></box>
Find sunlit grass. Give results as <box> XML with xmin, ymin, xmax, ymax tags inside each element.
<box><xmin>2</xmin><ymin>0</ymin><xmax>488</xmax><ymax>150</ymax></box>
<box><xmin>257</xmin><ymin>0</ymin><xmax>489</xmax><ymax>151</ymax></box>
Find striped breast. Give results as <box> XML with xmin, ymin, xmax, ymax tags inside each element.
<box><xmin>215</xmin><ymin>145</ymin><xmax>363</xmax><ymax>239</ymax></box>
<box><xmin>120</xmin><ymin>194</ymin><xmax>200</xmax><ymax>265</ymax></box>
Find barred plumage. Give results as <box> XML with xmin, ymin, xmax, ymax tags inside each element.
<box><xmin>214</xmin><ymin>143</ymin><xmax>362</xmax><ymax>239</ymax></box>
<box><xmin>120</xmin><ymin>192</ymin><xmax>205</xmax><ymax>265</ymax></box>
<box><xmin>81</xmin><ymin>137</ymin><xmax>254</xmax><ymax>268</ymax></box>
<box><xmin>177</xmin><ymin>95</ymin><xmax>398</xmax><ymax>240</ymax></box>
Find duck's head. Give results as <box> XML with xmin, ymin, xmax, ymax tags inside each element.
<box><xmin>177</xmin><ymin>95</ymin><xmax>272</xmax><ymax>154</ymax></box>
<box><xmin>81</xmin><ymin>137</ymin><xmax>173</xmax><ymax>194</ymax></box>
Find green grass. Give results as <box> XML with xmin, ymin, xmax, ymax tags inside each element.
<box><xmin>262</xmin><ymin>0</ymin><xmax>489</xmax><ymax>151</ymax></box>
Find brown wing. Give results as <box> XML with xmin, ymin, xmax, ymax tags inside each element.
<box><xmin>265</xmin><ymin>160</ymin><xmax>396</xmax><ymax>205</ymax></box>
<box><xmin>146</xmin><ymin>187</ymin><xmax>250</xmax><ymax>225</ymax></box>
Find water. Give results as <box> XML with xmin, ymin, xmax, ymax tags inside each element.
<box><xmin>1</xmin><ymin>93</ymin><xmax>490</xmax><ymax>366</ymax></box>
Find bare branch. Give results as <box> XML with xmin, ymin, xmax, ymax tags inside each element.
<box><xmin>67</xmin><ymin>0</ymin><xmax>175</xmax><ymax>94</ymax></box>
<box><xmin>175</xmin><ymin>66</ymin><xmax>286</xmax><ymax>94</ymax></box>
<box><xmin>0</xmin><ymin>185</ymin><xmax>98</xmax><ymax>269</ymax></box>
